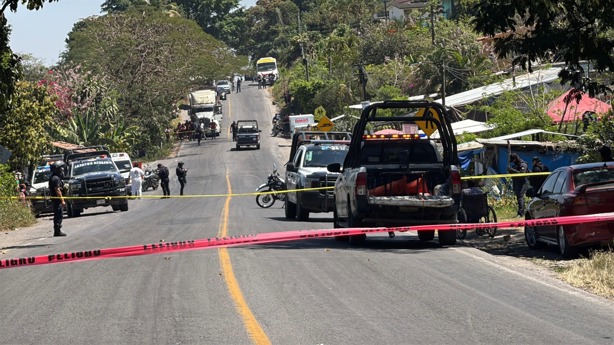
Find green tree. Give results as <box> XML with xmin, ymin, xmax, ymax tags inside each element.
<box><xmin>62</xmin><ymin>8</ymin><xmax>241</xmax><ymax>149</ymax></box>
<box><xmin>0</xmin><ymin>81</ymin><xmax>56</xmax><ymax>171</ymax></box>
<box><xmin>471</xmin><ymin>0</ymin><xmax>614</xmax><ymax>89</ymax></box>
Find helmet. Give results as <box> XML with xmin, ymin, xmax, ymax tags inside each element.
<box><xmin>50</xmin><ymin>161</ymin><xmax>65</xmax><ymax>172</ymax></box>
<box><xmin>178</xmin><ymin>161</ymin><xmax>184</xmax><ymax>167</ymax></box>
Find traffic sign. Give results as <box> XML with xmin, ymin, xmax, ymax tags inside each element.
<box><xmin>415</xmin><ymin>107</ymin><xmax>441</xmax><ymax>137</ymax></box>
<box><xmin>314</xmin><ymin>106</ymin><xmax>327</xmax><ymax>122</ymax></box>
<box><xmin>317</xmin><ymin>116</ymin><xmax>334</xmax><ymax>132</ymax></box>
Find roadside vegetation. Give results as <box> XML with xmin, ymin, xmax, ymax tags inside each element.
<box><xmin>0</xmin><ymin>0</ymin><xmax>613</xmax><ymax>297</ymax></box>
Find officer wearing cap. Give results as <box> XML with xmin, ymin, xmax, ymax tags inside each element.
<box><xmin>176</xmin><ymin>162</ymin><xmax>188</xmax><ymax>196</ymax></box>
<box><xmin>508</xmin><ymin>153</ymin><xmax>529</xmax><ymax>217</ymax></box>
<box><xmin>530</xmin><ymin>156</ymin><xmax>549</xmax><ymax>191</ymax></box>
<box><xmin>49</xmin><ymin>161</ymin><xmax>67</xmax><ymax>236</ymax></box>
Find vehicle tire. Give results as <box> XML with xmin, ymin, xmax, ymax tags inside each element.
<box><xmin>257</xmin><ymin>144</ymin><xmax>260</xmax><ymax>150</ymax></box>
<box><xmin>333</xmin><ymin>206</ymin><xmax>349</xmax><ymax>241</ymax></box>
<box><xmin>485</xmin><ymin>206</ymin><xmax>498</xmax><ymax>238</ymax></box>
<box><xmin>119</xmin><ymin>202</ymin><xmax>129</xmax><ymax>212</ymax></box>
<box><xmin>236</xmin><ymin>144</ymin><xmax>240</xmax><ymax>150</ymax></box>
<box><xmin>418</xmin><ymin>230</ymin><xmax>435</xmax><ymax>241</ymax></box>
<box><xmin>456</xmin><ymin>208</ymin><xmax>467</xmax><ymax>239</ymax></box>
<box><xmin>142</xmin><ymin>184</ymin><xmax>148</xmax><ymax>192</ymax></box>
<box><xmin>153</xmin><ymin>185</ymin><xmax>158</xmax><ymax>190</ymax></box>
<box><xmin>524</xmin><ymin>219</ymin><xmax>546</xmax><ymax>249</ymax></box>
<box><xmin>438</xmin><ymin>228</ymin><xmax>457</xmax><ymax>246</ymax></box>
<box><xmin>557</xmin><ymin>226</ymin><xmax>578</xmax><ymax>258</ymax></box>
<box><xmin>112</xmin><ymin>205</ymin><xmax>120</xmax><ymax>211</ymax></box>
<box><xmin>256</xmin><ymin>190</ymin><xmax>275</xmax><ymax>208</ymax></box>
<box><xmin>284</xmin><ymin>196</ymin><xmax>296</xmax><ymax>219</ymax></box>
<box><xmin>347</xmin><ymin>203</ymin><xmax>366</xmax><ymax>245</ymax></box>
<box><xmin>67</xmin><ymin>202</ymin><xmax>81</xmax><ymax>217</ymax></box>
<box><xmin>296</xmin><ymin>195</ymin><xmax>310</xmax><ymax>221</ymax></box>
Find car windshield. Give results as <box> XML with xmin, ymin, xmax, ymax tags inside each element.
<box><xmin>33</xmin><ymin>169</ymin><xmax>52</xmax><ymax>184</ymax></box>
<box><xmin>72</xmin><ymin>160</ymin><xmax>118</xmax><ymax>176</ymax></box>
<box><xmin>217</xmin><ymin>80</ymin><xmax>229</xmax><ymax>86</ymax></box>
<box><xmin>114</xmin><ymin>160</ymin><xmax>131</xmax><ymax>172</ymax></box>
<box><xmin>573</xmin><ymin>168</ymin><xmax>614</xmax><ymax>186</ymax></box>
<box><xmin>304</xmin><ymin>145</ymin><xmax>349</xmax><ymax>167</ymax></box>
<box><xmin>239</xmin><ymin>126</ymin><xmax>257</xmax><ymax>133</ymax></box>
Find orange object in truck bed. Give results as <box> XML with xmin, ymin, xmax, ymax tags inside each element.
<box><xmin>369</xmin><ymin>176</ymin><xmax>429</xmax><ymax>196</ymax></box>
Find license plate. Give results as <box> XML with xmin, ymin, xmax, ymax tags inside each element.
<box><xmin>96</xmin><ymin>199</ymin><xmax>106</xmax><ymax>205</ymax></box>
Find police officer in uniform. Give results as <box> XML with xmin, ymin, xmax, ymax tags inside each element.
<box><xmin>176</xmin><ymin>162</ymin><xmax>188</xmax><ymax>196</ymax></box>
<box><xmin>157</xmin><ymin>163</ymin><xmax>170</xmax><ymax>198</ymax></box>
<box><xmin>49</xmin><ymin>161</ymin><xmax>67</xmax><ymax>236</ymax></box>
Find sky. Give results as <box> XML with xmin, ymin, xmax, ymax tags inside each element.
<box><xmin>5</xmin><ymin>0</ymin><xmax>257</xmax><ymax>66</ymax></box>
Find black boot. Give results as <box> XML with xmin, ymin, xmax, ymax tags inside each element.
<box><xmin>54</xmin><ymin>226</ymin><xmax>67</xmax><ymax>237</ymax></box>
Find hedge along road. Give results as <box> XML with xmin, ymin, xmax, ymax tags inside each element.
<box><xmin>1</xmin><ymin>81</ymin><xmax>614</xmax><ymax>344</ymax></box>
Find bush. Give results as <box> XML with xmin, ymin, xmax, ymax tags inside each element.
<box><xmin>0</xmin><ymin>163</ymin><xmax>36</xmax><ymax>231</ymax></box>
<box><xmin>0</xmin><ymin>201</ymin><xmax>36</xmax><ymax>231</ymax></box>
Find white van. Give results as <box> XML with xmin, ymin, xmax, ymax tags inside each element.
<box><xmin>111</xmin><ymin>152</ymin><xmax>133</xmax><ymax>194</ymax></box>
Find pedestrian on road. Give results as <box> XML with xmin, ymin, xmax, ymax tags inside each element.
<box><xmin>48</xmin><ymin>161</ymin><xmax>67</xmax><ymax>236</ymax></box>
<box><xmin>129</xmin><ymin>162</ymin><xmax>145</xmax><ymax>199</ymax></box>
<box><xmin>236</xmin><ymin>78</ymin><xmax>242</xmax><ymax>93</ymax></box>
<box><xmin>231</xmin><ymin>121</ymin><xmax>237</xmax><ymax>141</ymax></box>
<box><xmin>176</xmin><ymin>162</ymin><xmax>188</xmax><ymax>196</ymax></box>
<box><xmin>508</xmin><ymin>153</ymin><xmax>529</xmax><ymax>217</ymax></box>
<box><xmin>157</xmin><ymin>163</ymin><xmax>170</xmax><ymax>198</ymax></box>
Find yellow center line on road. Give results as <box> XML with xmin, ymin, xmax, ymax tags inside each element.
<box><xmin>217</xmin><ymin>149</ymin><xmax>270</xmax><ymax>342</ymax></box>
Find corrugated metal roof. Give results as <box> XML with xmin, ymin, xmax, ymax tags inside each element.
<box><xmin>489</xmin><ymin>129</ymin><xmax>578</xmax><ymax>140</ymax></box>
<box><xmin>435</xmin><ymin>67</ymin><xmax>562</xmax><ymax>107</ymax></box>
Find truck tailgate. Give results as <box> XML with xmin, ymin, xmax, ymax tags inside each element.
<box><xmin>368</xmin><ymin>195</ymin><xmax>454</xmax><ymax>208</ymax></box>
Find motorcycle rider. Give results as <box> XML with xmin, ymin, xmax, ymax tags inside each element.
<box><xmin>176</xmin><ymin>162</ymin><xmax>188</xmax><ymax>196</ymax></box>
<box><xmin>48</xmin><ymin>161</ymin><xmax>67</xmax><ymax>236</ymax></box>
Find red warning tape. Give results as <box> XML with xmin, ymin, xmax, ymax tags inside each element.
<box><xmin>2</xmin><ymin>212</ymin><xmax>613</xmax><ymax>270</ymax></box>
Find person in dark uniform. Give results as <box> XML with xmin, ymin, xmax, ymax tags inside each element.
<box><xmin>157</xmin><ymin>163</ymin><xmax>170</xmax><ymax>198</ymax></box>
<box><xmin>508</xmin><ymin>153</ymin><xmax>529</xmax><ymax>217</ymax></box>
<box><xmin>529</xmin><ymin>156</ymin><xmax>549</xmax><ymax>191</ymax></box>
<box><xmin>49</xmin><ymin>161</ymin><xmax>67</xmax><ymax>236</ymax></box>
<box><xmin>176</xmin><ymin>162</ymin><xmax>188</xmax><ymax>196</ymax></box>
<box><xmin>236</xmin><ymin>78</ymin><xmax>242</xmax><ymax>93</ymax></box>
<box><xmin>231</xmin><ymin>121</ymin><xmax>237</xmax><ymax>141</ymax></box>
<box><xmin>599</xmin><ymin>145</ymin><xmax>613</xmax><ymax>162</ymax></box>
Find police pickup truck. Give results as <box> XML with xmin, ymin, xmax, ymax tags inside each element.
<box><xmin>63</xmin><ymin>147</ymin><xmax>129</xmax><ymax>217</ymax></box>
<box><xmin>327</xmin><ymin>101</ymin><xmax>461</xmax><ymax>245</ymax></box>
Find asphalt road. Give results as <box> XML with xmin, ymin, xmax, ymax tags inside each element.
<box><xmin>1</xmin><ymin>82</ymin><xmax>614</xmax><ymax>345</ymax></box>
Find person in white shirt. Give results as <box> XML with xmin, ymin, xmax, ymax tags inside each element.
<box><xmin>129</xmin><ymin>162</ymin><xmax>145</xmax><ymax>199</ymax></box>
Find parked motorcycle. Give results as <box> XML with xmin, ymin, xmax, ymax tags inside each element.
<box><xmin>142</xmin><ymin>167</ymin><xmax>160</xmax><ymax>192</ymax></box>
<box><xmin>256</xmin><ymin>164</ymin><xmax>286</xmax><ymax>208</ymax></box>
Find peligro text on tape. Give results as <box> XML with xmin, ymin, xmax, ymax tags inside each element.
<box><xmin>1</xmin><ymin>212</ymin><xmax>613</xmax><ymax>270</ymax></box>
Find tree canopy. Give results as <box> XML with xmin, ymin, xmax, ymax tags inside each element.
<box><xmin>471</xmin><ymin>0</ymin><xmax>614</xmax><ymax>89</ymax></box>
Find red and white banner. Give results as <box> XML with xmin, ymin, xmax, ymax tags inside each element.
<box><xmin>2</xmin><ymin>212</ymin><xmax>613</xmax><ymax>270</ymax></box>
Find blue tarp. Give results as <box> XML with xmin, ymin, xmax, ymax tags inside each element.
<box><xmin>496</xmin><ymin>147</ymin><xmax>580</xmax><ymax>174</ymax></box>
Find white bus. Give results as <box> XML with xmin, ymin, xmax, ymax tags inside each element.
<box><xmin>256</xmin><ymin>57</ymin><xmax>279</xmax><ymax>85</ymax></box>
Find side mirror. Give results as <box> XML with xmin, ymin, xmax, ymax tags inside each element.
<box><xmin>286</xmin><ymin>162</ymin><xmax>296</xmax><ymax>172</ymax></box>
<box><xmin>259</xmin><ymin>129</ymin><xmax>262</xmax><ymax>132</ymax></box>
<box><xmin>327</xmin><ymin>163</ymin><xmax>341</xmax><ymax>173</ymax></box>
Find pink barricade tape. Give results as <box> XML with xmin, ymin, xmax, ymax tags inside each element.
<box><xmin>2</xmin><ymin>212</ymin><xmax>614</xmax><ymax>270</ymax></box>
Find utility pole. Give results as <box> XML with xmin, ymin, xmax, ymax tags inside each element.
<box><xmin>357</xmin><ymin>64</ymin><xmax>369</xmax><ymax>101</ymax></box>
<box><xmin>298</xmin><ymin>11</ymin><xmax>309</xmax><ymax>81</ymax></box>
<box><xmin>430</xmin><ymin>5</ymin><xmax>435</xmax><ymax>46</ymax></box>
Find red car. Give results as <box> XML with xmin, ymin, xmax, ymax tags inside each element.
<box><xmin>524</xmin><ymin>162</ymin><xmax>614</xmax><ymax>258</ymax></box>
